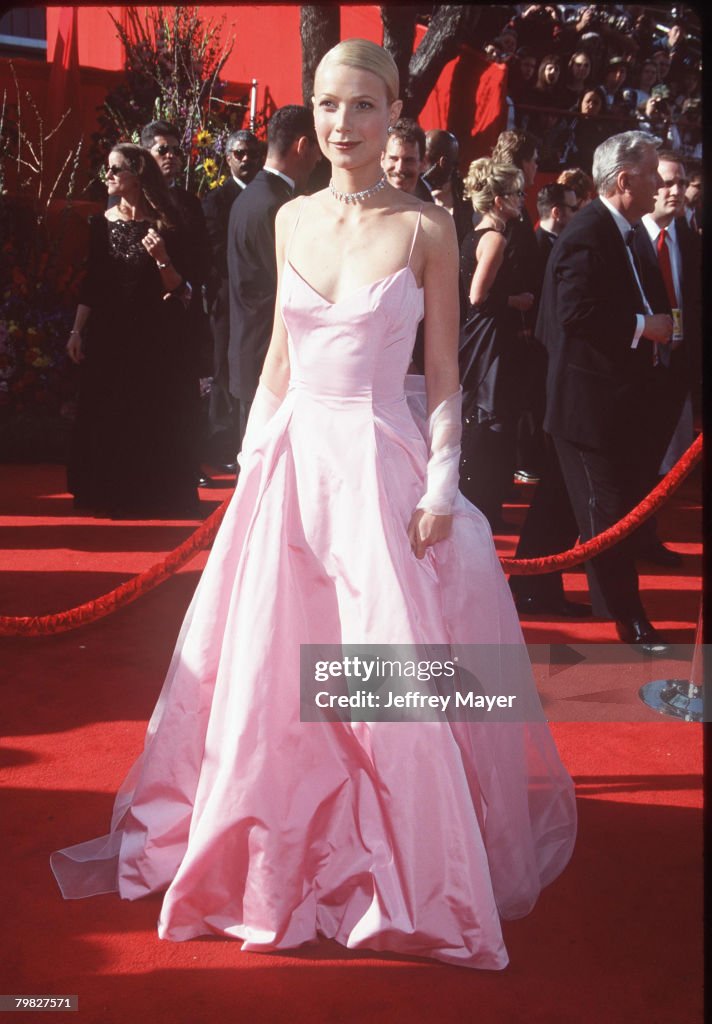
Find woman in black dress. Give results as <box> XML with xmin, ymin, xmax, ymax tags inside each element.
<box><xmin>458</xmin><ymin>158</ymin><xmax>534</xmax><ymax>531</ymax></box>
<box><xmin>66</xmin><ymin>144</ymin><xmax>199</xmax><ymax>518</ymax></box>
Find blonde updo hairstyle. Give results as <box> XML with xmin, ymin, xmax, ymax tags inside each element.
<box><xmin>464</xmin><ymin>158</ymin><xmax>524</xmax><ymax>223</ymax></box>
<box><xmin>315</xmin><ymin>38</ymin><xmax>400</xmax><ymax>104</ymax></box>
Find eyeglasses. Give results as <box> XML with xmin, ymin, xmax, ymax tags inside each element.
<box><xmin>106</xmin><ymin>165</ymin><xmax>131</xmax><ymax>177</ymax></box>
<box><xmin>154</xmin><ymin>144</ymin><xmax>182</xmax><ymax>157</ymax></box>
<box><xmin>231</xmin><ymin>148</ymin><xmax>256</xmax><ymax>159</ymax></box>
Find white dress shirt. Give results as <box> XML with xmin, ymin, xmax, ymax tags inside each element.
<box><xmin>600</xmin><ymin>196</ymin><xmax>651</xmax><ymax>348</ymax></box>
<box><xmin>642</xmin><ymin>215</ymin><xmax>682</xmax><ymax>307</ymax></box>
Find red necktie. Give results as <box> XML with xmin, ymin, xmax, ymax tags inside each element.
<box><xmin>656</xmin><ymin>228</ymin><xmax>676</xmax><ymax>308</ymax></box>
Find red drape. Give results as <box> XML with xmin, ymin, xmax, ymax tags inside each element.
<box><xmin>45</xmin><ymin>6</ymin><xmax>83</xmax><ymax>191</ymax></box>
<box><xmin>447</xmin><ymin>46</ymin><xmax>508</xmax><ymax>167</ymax></box>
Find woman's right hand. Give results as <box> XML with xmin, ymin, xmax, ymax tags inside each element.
<box><xmin>508</xmin><ymin>292</ymin><xmax>535</xmax><ymax>312</ymax></box>
<box><xmin>66</xmin><ymin>332</ymin><xmax>84</xmax><ymax>364</ymax></box>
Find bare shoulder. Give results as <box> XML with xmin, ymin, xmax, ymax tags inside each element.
<box><xmin>476</xmin><ymin>228</ymin><xmax>506</xmax><ymax>255</ymax></box>
<box><xmin>418</xmin><ymin>202</ymin><xmax>458</xmax><ymax>255</ymax></box>
<box><xmin>275</xmin><ymin>195</ymin><xmax>305</xmax><ymax>232</ymax></box>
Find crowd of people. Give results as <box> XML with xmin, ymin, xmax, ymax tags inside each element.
<box><xmin>64</xmin><ymin>10</ymin><xmax>702</xmax><ymax>651</ymax></box>
<box><xmin>492</xmin><ymin>5</ymin><xmax>702</xmax><ymax>172</ymax></box>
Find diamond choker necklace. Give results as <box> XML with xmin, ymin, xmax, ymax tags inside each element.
<box><xmin>329</xmin><ymin>175</ymin><xmax>387</xmax><ymax>204</ymax></box>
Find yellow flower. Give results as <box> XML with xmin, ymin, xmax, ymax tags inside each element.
<box><xmin>195</xmin><ymin>129</ymin><xmax>213</xmax><ymax>147</ymax></box>
<box><xmin>202</xmin><ymin>157</ymin><xmax>218</xmax><ymax>178</ymax></box>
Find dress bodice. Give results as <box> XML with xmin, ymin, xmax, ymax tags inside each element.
<box><xmin>280</xmin><ymin>204</ymin><xmax>425</xmax><ymax>408</ymax></box>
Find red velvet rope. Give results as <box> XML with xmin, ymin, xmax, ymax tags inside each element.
<box><xmin>0</xmin><ymin>500</ymin><xmax>230</xmax><ymax>638</ymax></box>
<box><xmin>0</xmin><ymin>435</ymin><xmax>701</xmax><ymax>637</ymax></box>
<box><xmin>503</xmin><ymin>433</ymin><xmax>702</xmax><ymax>574</ymax></box>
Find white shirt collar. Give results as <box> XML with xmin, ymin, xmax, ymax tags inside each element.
<box><xmin>263</xmin><ymin>166</ymin><xmax>295</xmax><ymax>191</ymax></box>
<box><xmin>233</xmin><ymin>176</ymin><xmax>247</xmax><ymax>189</ymax></box>
<box><xmin>600</xmin><ymin>195</ymin><xmax>636</xmax><ymax>242</ymax></box>
<box><xmin>642</xmin><ymin>214</ymin><xmax>677</xmax><ymax>244</ymax></box>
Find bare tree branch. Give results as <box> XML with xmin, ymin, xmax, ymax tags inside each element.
<box><xmin>300</xmin><ymin>5</ymin><xmax>340</xmax><ymax>105</ymax></box>
<box><xmin>380</xmin><ymin>5</ymin><xmax>418</xmax><ymax>98</ymax></box>
<box><xmin>403</xmin><ymin>5</ymin><xmax>481</xmax><ymax>119</ymax></box>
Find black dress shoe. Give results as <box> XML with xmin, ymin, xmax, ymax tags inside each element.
<box><xmin>515</xmin><ymin>594</ymin><xmax>593</xmax><ymax>618</ymax></box>
<box><xmin>638</xmin><ymin>542</ymin><xmax>683</xmax><ymax>568</ymax></box>
<box><xmin>197</xmin><ymin>473</ymin><xmax>221</xmax><ymax>488</ymax></box>
<box><xmin>219</xmin><ymin>461</ymin><xmax>238</xmax><ymax>474</ymax></box>
<box><xmin>616</xmin><ymin>617</ymin><xmax>669</xmax><ymax>655</ymax></box>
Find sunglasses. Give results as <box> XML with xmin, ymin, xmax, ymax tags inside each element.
<box><xmin>106</xmin><ymin>165</ymin><xmax>132</xmax><ymax>177</ymax></box>
<box><xmin>154</xmin><ymin>144</ymin><xmax>182</xmax><ymax>157</ymax></box>
<box><xmin>231</xmin><ymin>148</ymin><xmax>257</xmax><ymax>159</ymax></box>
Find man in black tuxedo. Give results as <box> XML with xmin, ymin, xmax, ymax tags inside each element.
<box><xmin>202</xmin><ymin>130</ymin><xmax>262</xmax><ymax>467</ymax></box>
<box><xmin>630</xmin><ymin>150</ymin><xmax>701</xmax><ymax>565</ymax></box>
<box><xmin>140</xmin><ymin>121</ymin><xmax>212</xmax><ymax>327</ymax></box>
<box><xmin>140</xmin><ymin>120</ymin><xmax>214</xmax><ymax>487</ymax></box>
<box><xmin>422</xmin><ymin>129</ymin><xmax>471</xmax><ymax>245</ymax></box>
<box><xmin>534</xmin><ymin>182</ymin><xmax>578</xmax><ymax>278</ymax></box>
<box><xmin>227</xmin><ymin>106</ymin><xmax>321</xmax><ymax>446</ymax></box>
<box><xmin>537</xmin><ymin>130</ymin><xmax>674</xmax><ymax>649</ymax></box>
<box><xmin>511</xmin><ymin>182</ymin><xmax>586</xmax><ymax>617</ymax></box>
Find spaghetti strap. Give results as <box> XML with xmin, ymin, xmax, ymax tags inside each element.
<box><xmin>286</xmin><ymin>196</ymin><xmax>307</xmax><ymax>263</ymax></box>
<box><xmin>407</xmin><ymin>208</ymin><xmax>423</xmax><ymax>268</ymax></box>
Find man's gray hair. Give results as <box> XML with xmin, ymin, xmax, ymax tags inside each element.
<box><xmin>226</xmin><ymin>129</ymin><xmax>258</xmax><ymax>152</ymax></box>
<box><xmin>592</xmin><ymin>131</ymin><xmax>661</xmax><ymax>197</ymax></box>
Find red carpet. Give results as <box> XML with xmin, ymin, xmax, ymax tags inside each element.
<box><xmin>0</xmin><ymin>465</ymin><xmax>703</xmax><ymax>1023</ymax></box>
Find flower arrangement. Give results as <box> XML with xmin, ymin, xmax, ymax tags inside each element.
<box><xmin>0</xmin><ymin>201</ymin><xmax>83</xmax><ymax>423</ymax></box>
<box><xmin>91</xmin><ymin>6</ymin><xmax>267</xmax><ymax>195</ymax></box>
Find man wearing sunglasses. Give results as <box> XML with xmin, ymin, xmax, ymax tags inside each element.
<box><xmin>202</xmin><ymin>131</ymin><xmax>263</xmax><ymax>470</ymax></box>
<box><xmin>140</xmin><ymin>120</ymin><xmax>214</xmax><ymax>488</ymax></box>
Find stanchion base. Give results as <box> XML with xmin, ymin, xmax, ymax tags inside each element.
<box><xmin>638</xmin><ymin>679</ymin><xmax>703</xmax><ymax>723</ymax></box>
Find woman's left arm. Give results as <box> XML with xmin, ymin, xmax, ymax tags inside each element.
<box><xmin>421</xmin><ymin>205</ymin><xmax>461</xmax><ymax>412</ymax></box>
<box><xmin>407</xmin><ymin>206</ymin><xmax>461</xmax><ymax>559</ymax></box>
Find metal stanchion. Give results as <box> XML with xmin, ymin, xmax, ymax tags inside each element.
<box><xmin>639</xmin><ymin>610</ymin><xmax>704</xmax><ymax>722</ymax></box>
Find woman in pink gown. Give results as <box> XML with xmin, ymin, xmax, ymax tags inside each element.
<box><xmin>52</xmin><ymin>40</ymin><xmax>576</xmax><ymax>970</ymax></box>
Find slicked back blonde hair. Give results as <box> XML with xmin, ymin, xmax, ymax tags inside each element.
<box><xmin>315</xmin><ymin>39</ymin><xmax>399</xmax><ymax>103</ymax></box>
<box><xmin>463</xmin><ymin>158</ymin><xmax>524</xmax><ymax>215</ymax></box>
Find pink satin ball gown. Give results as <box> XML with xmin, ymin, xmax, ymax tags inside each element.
<box><xmin>52</xmin><ymin>207</ymin><xmax>576</xmax><ymax>970</ymax></box>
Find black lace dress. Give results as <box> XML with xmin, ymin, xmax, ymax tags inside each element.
<box><xmin>67</xmin><ymin>216</ymin><xmax>199</xmax><ymax>517</ymax></box>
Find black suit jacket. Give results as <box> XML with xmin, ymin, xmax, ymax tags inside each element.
<box><xmin>537</xmin><ymin>198</ymin><xmax>656</xmax><ymax>450</ymax></box>
<box><xmin>535</xmin><ymin>226</ymin><xmax>556</xmax><ymax>283</ymax></box>
<box><xmin>227</xmin><ymin>169</ymin><xmax>293</xmax><ymax>402</ymax></box>
<box><xmin>202</xmin><ymin>176</ymin><xmax>242</xmax><ymax>287</ymax></box>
